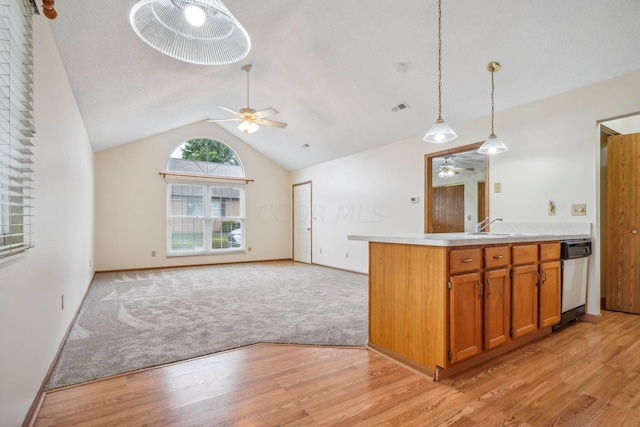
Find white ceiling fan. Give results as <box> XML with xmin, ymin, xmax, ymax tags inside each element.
<box><xmin>208</xmin><ymin>64</ymin><xmax>288</xmax><ymax>134</ymax></box>
<box><xmin>434</xmin><ymin>157</ymin><xmax>475</xmax><ymax>178</ymax></box>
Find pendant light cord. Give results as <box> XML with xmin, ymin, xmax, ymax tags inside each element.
<box><xmin>437</xmin><ymin>0</ymin><xmax>443</xmax><ymax>120</ymax></box>
<box><xmin>246</xmin><ymin>69</ymin><xmax>250</xmax><ymax>108</ymax></box>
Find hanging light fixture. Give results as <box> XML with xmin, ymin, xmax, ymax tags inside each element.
<box><xmin>129</xmin><ymin>0</ymin><xmax>251</xmax><ymax>66</ymax></box>
<box><xmin>424</xmin><ymin>0</ymin><xmax>457</xmax><ymax>144</ymax></box>
<box><xmin>478</xmin><ymin>62</ymin><xmax>508</xmax><ymax>154</ymax></box>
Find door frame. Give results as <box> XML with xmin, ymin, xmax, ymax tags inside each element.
<box><xmin>292</xmin><ymin>181</ymin><xmax>312</xmax><ymax>263</ymax></box>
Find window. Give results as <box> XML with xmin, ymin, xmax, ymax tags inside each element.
<box><xmin>166</xmin><ymin>138</ymin><xmax>245</xmax><ymax>255</ymax></box>
<box><xmin>0</xmin><ymin>0</ymin><xmax>34</xmax><ymax>262</ymax></box>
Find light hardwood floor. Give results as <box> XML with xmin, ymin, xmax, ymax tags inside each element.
<box><xmin>35</xmin><ymin>310</ymin><xmax>640</xmax><ymax>426</ymax></box>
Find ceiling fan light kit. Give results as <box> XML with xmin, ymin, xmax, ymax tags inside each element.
<box><xmin>478</xmin><ymin>62</ymin><xmax>509</xmax><ymax>154</ymax></box>
<box><xmin>424</xmin><ymin>0</ymin><xmax>457</xmax><ymax>144</ymax></box>
<box><xmin>129</xmin><ymin>0</ymin><xmax>251</xmax><ymax>65</ymax></box>
<box><xmin>208</xmin><ymin>64</ymin><xmax>288</xmax><ymax>134</ymax></box>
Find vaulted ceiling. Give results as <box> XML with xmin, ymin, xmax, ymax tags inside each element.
<box><xmin>48</xmin><ymin>0</ymin><xmax>640</xmax><ymax>171</ymax></box>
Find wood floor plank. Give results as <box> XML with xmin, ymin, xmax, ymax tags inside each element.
<box><xmin>35</xmin><ymin>311</ymin><xmax>640</xmax><ymax>426</ymax></box>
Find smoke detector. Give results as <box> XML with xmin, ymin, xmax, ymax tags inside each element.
<box><xmin>391</xmin><ymin>101</ymin><xmax>410</xmax><ymax>112</ymax></box>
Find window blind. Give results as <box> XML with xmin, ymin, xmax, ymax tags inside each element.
<box><xmin>0</xmin><ymin>0</ymin><xmax>34</xmax><ymax>261</ymax></box>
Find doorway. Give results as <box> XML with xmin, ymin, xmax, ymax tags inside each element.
<box><xmin>293</xmin><ymin>181</ymin><xmax>312</xmax><ymax>263</ymax></box>
<box><xmin>604</xmin><ymin>131</ymin><xmax>640</xmax><ymax>313</ymax></box>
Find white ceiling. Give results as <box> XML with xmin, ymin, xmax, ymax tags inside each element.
<box><xmin>48</xmin><ymin>0</ymin><xmax>640</xmax><ymax>171</ymax></box>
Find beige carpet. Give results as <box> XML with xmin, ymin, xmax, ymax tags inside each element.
<box><xmin>46</xmin><ymin>262</ymin><xmax>368</xmax><ymax>390</ymax></box>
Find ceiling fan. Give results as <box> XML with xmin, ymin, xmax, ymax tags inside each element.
<box><xmin>434</xmin><ymin>157</ymin><xmax>475</xmax><ymax>178</ymax></box>
<box><xmin>208</xmin><ymin>64</ymin><xmax>288</xmax><ymax>134</ymax></box>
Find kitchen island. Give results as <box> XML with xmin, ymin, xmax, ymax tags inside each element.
<box><xmin>348</xmin><ymin>232</ymin><xmax>588</xmax><ymax>380</ymax></box>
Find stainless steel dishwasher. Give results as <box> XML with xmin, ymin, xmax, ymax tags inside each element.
<box><xmin>555</xmin><ymin>239</ymin><xmax>592</xmax><ymax>329</ymax></box>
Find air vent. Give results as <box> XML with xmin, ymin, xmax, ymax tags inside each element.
<box><xmin>391</xmin><ymin>101</ymin><xmax>410</xmax><ymax>112</ymax></box>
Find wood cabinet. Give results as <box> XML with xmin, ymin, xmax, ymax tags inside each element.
<box><xmin>484</xmin><ymin>267</ymin><xmax>511</xmax><ymax>350</ymax></box>
<box><xmin>368</xmin><ymin>239</ymin><xmax>561</xmax><ymax>381</ymax></box>
<box><xmin>449</xmin><ymin>272</ymin><xmax>482</xmax><ymax>364</ymax></box>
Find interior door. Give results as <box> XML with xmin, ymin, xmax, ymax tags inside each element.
<box><xmin>293</xmin><ymin>182</ymin><xmax>312</xmax><ymax>263</ymax></box>
<box><xmin>431</xmin><ymin>184</ymin><xmax>464</xmax><ymax>233</ymax></box>
<box><xmin>606</xmin><ymin>133</ymin><xmax>640</xmax><ymax>313</ymax></box>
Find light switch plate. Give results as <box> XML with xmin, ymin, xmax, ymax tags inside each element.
<box><xmin>571</xmin><ymin>203</ymin><xmax>586</xmax><ymax>216</ymax></box>
<box><xmin>494</xmin><ymin>183</ymin><xmax>502</xmax><ymax>193</ymax></box>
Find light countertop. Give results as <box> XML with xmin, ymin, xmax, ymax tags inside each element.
<box><xmin>347</xmin><ymin>232</ymin><xmax>591</xmax><ymax>247</ymax></box>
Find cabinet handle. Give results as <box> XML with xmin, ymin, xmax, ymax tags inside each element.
<box><xmin>536</xmin><ymin>272</ymin><xmax>541</xmax><ymax>286</ymax></box>
<box><xmin>493</xmin><ymin>255</ymin><xmax>504</xmax><ymax>260</ymax></box>
<box><xmin>487</xmin><ymin>279</ymin><xmax>493</xmax><ymax>296</ymax></box>
<box><xmin>478</xmin><ymin>281</ymin><xmax>483</xmax><ymax>299</ymax></box>
<box><xmin>462</xmin><ymin>258</ymin><xmax>474</xmax><ymax>263</ymax></box>
<box><xmin>541</xmin><ymin>270</ymin><xmax>547</xmax><ymax>284</ymax></box>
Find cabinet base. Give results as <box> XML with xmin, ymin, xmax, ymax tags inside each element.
<box><xmin>369</xmin><ymin>327</ymin><xmax>553</xmax><ymax>382</ymax></box>
<box><xmin>367</xmin><ymin>342</ymin><xmax>436</xmax><ymax>380</ymax></box>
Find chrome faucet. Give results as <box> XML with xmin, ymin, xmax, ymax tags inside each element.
<box><xmin>475</xmin><ymin>217</ymin><xmax>503</xmax><ymax>233</ymax></box>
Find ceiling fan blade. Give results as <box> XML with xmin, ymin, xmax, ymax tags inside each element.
<box><xmin>255</xmin><ymin>107</ymin><xmax>279</xmax><ymax>118</ymax></box>
<box><xmin>207</xmin><ymin>118</ymin><xmax>242</xmax><ymax>122</ymax></box>
<box><xmin>255</xmin><ymin>118</ymin><xmax>288</xmax><ymax>128</ymax></box>
<box><xmin>216</xmin><ymin>105</ymin><xmax>242</xmax><ymax>116</ymax></box>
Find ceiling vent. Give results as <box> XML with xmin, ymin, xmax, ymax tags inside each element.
<box><xmin>391</xmin><ymin>101</ymin><xmax>410</xmax><ymax>112</ymax></box>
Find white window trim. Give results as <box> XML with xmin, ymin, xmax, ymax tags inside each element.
<box><xmin>166</xmin><ymin>179</ymin><xmax>246</xmax><ymax>257</ymax></box>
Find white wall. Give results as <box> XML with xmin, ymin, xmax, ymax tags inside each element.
<box><xmin>0</xmin><ymin>17</ymin><xmax>95</xmax><ymax>426</ymax></box>
<box><xmin>94</xmin><ymin>122</ymin><xmax>291</xmax><ymax>271</ymax></box>
<box><xmin>292</xmin><ymin>70</ymin><xmax>640</xmax><ymax>316</ymax></box>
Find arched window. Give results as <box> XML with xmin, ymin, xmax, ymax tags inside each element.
<box><xmin>166</xmin><ymin>138</ymin><xmax>245</xmax><ymax>256</ymax></box>
<box><xmin>167</xmin><ymin>138</ymin><xmax>244</xmax><ymax>177</ymax></box>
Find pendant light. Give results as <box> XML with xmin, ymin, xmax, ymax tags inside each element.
<box><xmin>130</xmin><ymin>0</ymin><xmax>251</xmax><ymax>66</ymax></box>
<box><xmin>478</xmin><ymin>62</ymin><xmax>508</xmax><ymax>154</ymax></box>
<box><xmin>424</xmin><ymin>0</ymin><xmax>457</xmax><ymax>144</ymax></box>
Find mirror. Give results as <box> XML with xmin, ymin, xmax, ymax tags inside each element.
<box><xmin>424</xmin><ymin>142</ymin><xmax>489</xmax><ymax>233</ymax></box>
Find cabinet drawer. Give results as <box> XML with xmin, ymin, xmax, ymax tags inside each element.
<box><xmin>540</xmin><ymin>242</ymin><xmax>560</xmax><ymax>261</ymax></box>
<box><xmin>450</xmin><ymin>248</ymin><xmax>483</xmax><ymax>274</ymax></box>
<box><xmin>512</xmin><ymin>244</ymin><xmax>538</xmax><ymax>265</ymax></box>
<box><xmin>484</xmin><ymin>246</ymin><xmax>510</xmax><ymax>269</ymax></box>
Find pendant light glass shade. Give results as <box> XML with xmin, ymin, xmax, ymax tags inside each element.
<box><xmin>478</xmin><ymin>133</ymin><xmax>508</xmax><ymax>154</ymax></box>
<box><xmin>130</xmin><ymin>0</ymin><xmax>251</xmax><ymax>65</ymax></box>
<box><xmin>478</xmin><ymin>62</ymin><xmax>508</xmax><ymax>154</ymax></box>
<box><xmin>424</xmin><ymin>0</ymin><xmax>457</xmax><ymax>144</ymax></box>
<box><xmin>424</xmin><ymin>118</ymin><xmax>457</xmax><ymax>143</ymax></box>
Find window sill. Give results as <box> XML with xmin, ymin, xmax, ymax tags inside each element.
<box><xmin>167</xmin><ymin>249</ymin><xmax>247</xmax><ymax>258</ymax></box>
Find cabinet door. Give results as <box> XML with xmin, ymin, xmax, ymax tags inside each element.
<box><xmin>511</xmin><ymin>264</ymin><xmax>539</xmax><ymax>339</ymax></box>
<box><xmin>484</xmin><ymin>268</ymin><xmax>510</xmax><ymax>350</ymax></box>
<box><xmin>539</xmin><ymin>261</ymin><xmax>561</xmax><ymax>327</ymax></box>
<box><xmin>449</xmin><ymin>272</ymin><xmax>483</xmax><ymax>364</ymax></box>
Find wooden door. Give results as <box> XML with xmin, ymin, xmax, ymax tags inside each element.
<box><xmin>511</xmin><ymin>264</ymin><xmax>539</xmax><ymax>339</ymax></box>
<box><xmin>432</xmin><ymin>184</ymin><xmax>464</xmax><ymax>233</ymax></box>
<box><xmin>607</xmin><ymin>133</ymin><xmax>640</xmax><ymax>313</ymax></box>
<box><xmin>484</xmin><ymin>268</ymin><xmax>510</xmax><ymax>350</ymax></box>
<box><xmin>539</xmin><ymin>261</ymin><xmax>561</xmax><ymax>327</ymax></box>
<box><xmin>449</xmin><ymin>272</ymin><xmax>482</xmax><ymax>364</ymax></box>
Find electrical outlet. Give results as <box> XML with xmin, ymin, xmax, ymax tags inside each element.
<box><xmin>319</xmin><ymin>248</ymin><xmax>323</xmax><ymax>255</ymax></box>
<box><xmin>571</xmin><ymin>204</ymin><xmax>586</xmax><ymax>216</ymax></box>
<box><xmin>494</xmin><ymin>183</ymin><xmax>502</xmax><ymax>193</ymax></box>
<box><xmin>151</xmin><ymin>250</ymin><xmax>156</xmax><ymax>257</ymax></box>
<box><xmin>548</xmin><ymin>201</ymin><xmax>556</xmax><ymax>216</ymax></box>
<box><xmin>248</xmin><ymin>246</ymin><xmax>252</xmax><ymax>252</ymax></box>
<box><xmin>345</xmin><ymin>252</ymin><xmax>349</xmax><ymax>258</ymax></box>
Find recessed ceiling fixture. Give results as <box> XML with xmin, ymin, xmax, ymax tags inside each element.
<box><xmin>478</xmin><ymin>62</ymin><xmax>508</xmax><ymax>154</ymax></box>
<box><xmin>424</xmin><ymin>0</ymin><xmax>457</xmax><ymax>144</ymax></box>
<box><xmin>129</xmin><ymin>0</ymin><xmax>251</xmax><ymax>65</ymax></box>
<box><xmin>208</xmin><ymin>64</ymin><xmax>288</xmax><ymax>134</ymax></box>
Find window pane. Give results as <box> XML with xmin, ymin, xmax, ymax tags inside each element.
<box><xmin>210</xmin><ymin>186</ymin><xmax>241</xmax><ymax>219</ymax></box>
<box><xmin>211</xmin><ymin>220</ymin><xmax>242</xmax><ymax>250</ymax></box>
<box><xmin>170</xmin><ymin>218</ymin><xmax>204</xmax><ymax>251</ymax></box>
<box><xmin>170</xmin><ymin>184</ymin><xmax>203</xmax><ymax>217</ymax></box>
